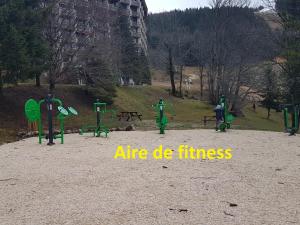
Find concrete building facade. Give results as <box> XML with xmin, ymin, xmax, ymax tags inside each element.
<box><xmin>109</xmin><ymin>0</ymin><xmax>148</xmax><ymax>53</ymax></box>
<box><xmin>49</xmin><ymin>0</ymin><xmax>148</xmax><ymax>54</ymax></box>
<box><xmin>42</xmin><ymin>0</ymin><xmax>148</xmax><ymax>85</ymax></box>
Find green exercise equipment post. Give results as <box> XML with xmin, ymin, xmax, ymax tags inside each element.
<box><xmin>152</xmin><ymin>99</ymin><xmax>175</xmax><ymax>134</ymax></box>
<box><xmin>24</xmin><ymin>95</ymin><xmax>78</xmax><ymax>145</ymax></box>
<box><xmin>217</xmin><ymin>95</ymin><xmax>235</xmax><ymax>132</ymax></box>
<box><xmin>79</xmin><ymin>99</ymin><xmax>115</xmax><ymax>137</ymax></box>
<box><xmin>283</xmin><ymin>104</ymin><xmax>299</xmax><ymax>136</ymax></box>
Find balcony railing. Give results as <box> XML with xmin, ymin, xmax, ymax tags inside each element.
<box><xmin>131</xmin><ymin>10</ymin><xmax>139</xmax><ymax>17</ymax></box>
<box><xmin>120</xmin><ymin>0</ymin><xmax>130</xmax><ymax>5</ymax></box>
<box><xmin>130</xmin><ymin>0</ymin><xmax>140</xmax><ymax>7</ymax></box>
<box><xmin>131</xmin><ymin>21</ymin><xmax>139</xmax><ymax>27</ymax></box>
<box><xmin>131</xmin><ymin>30</ymin><xmax>141</xmax><ymax>38</ymax></box>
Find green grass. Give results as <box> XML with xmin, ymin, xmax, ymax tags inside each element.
<box><xmin>114</xmin><ymin>86</ymin><xmax>284</xmax><ymax>132</ymax></box>
<box><xmin>115</xmin><ymin>86</ymin><xmax>212</xmax><ymax>120</ymax></box>
<box><xmin>0</xmin><ymin>85</ymin><xmax>286</xmax><ymax>145</ymax></box>
<box><xmin>236</xmin><ymin>105</ymin><xmax>284</xmax><ymax>132</ymax></box>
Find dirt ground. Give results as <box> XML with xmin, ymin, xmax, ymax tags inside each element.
<box><xmin>0</xmin><ymin>130</ymin><xmax>299</xmax><ymax>225</ymax></box>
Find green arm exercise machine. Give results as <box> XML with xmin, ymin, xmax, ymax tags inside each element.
<box><xmin>24</xmin><ymin>94</ymin><xmax>78</xmax><ymax>145</ymax></box>
<box><xmin>79</xmin><ymin>99</ymin><xmax>115</xmax><ymax>137</ymax></box>
<box><xmin>152</xmin><ymin>99</ymin><xmax>175</xmax><ymax>134</ymax></box>
<box><xmin>283</xmin><ymin>104</ymin><xmax>300</xmax><ymax>136</ymax></box>
<box><xmin>217</xmin><ymin>96</ymin><xmax>236</xmax><ymax>132</ymax></box>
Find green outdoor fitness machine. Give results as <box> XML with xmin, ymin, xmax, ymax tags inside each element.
<box><xmin>283</xmin><ymin>104</ymin><xmax>300</xmax><ymax>136</ymax></box>
<box><xmin>79</xmin><ymin>99</ymin><xmax>115</xmax><ymax>137</ymax></box>
<box><xmin>24</xmin><ymin>94</ymin><xmax>78</xmax><ymax>145</ymax></box>
<box><xmin>152</xmin><ymin>99</ymin><xmax>175</xmax><ymax>134</ymax></box>
<box><xmin>217</xmin><ymin>96</ymin><xmax>235</xmax><ymax>132</ymax></box>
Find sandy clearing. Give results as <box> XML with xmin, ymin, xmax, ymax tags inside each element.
<box><xmin>0</xmin><ymin>130</ymin><xmax>300</xmax><ymax>225</ymax></box>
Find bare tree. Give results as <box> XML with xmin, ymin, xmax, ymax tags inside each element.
<box><xmin>192</xmin><ymin>32</ymin><xmax>210</xmax><ymax>100</ymax></box>
<box><xmin>166</xmin><ymin>44</ymin><xmax>177</xmax><ymax>96</ymax></box>
<box><xmin>74</xmin><ymin>0</ymin><xmax>116</xmax><ymax>85</ymax></box>
<box><xmin>149</xmin><ymin>11</ymin><xmax>190</xmax><ymax>97</ymax></box>
<box><xmin>209</xmin><ymin>0</ymin><xmax>251</xmax><ymax>8</ymax></box>
<box><xmin>0</xmin><ymin>71</ymin><xmax>3</xmax><ymax>97</ymax></box>
<box><xmin>172</xmin><ymin>27</ymin><xmax>193</xmax><ymax>97</ymax></box>
<box><xmin>205</xmin><ymin>0</ymin><xmax>275</xmax><ymax>113</ymax></box>
<box><xmin>41</xmin><ymin>0</ymin><xmax>90</xmax><ymax>91</ymax></box>
<box><xmin>262</xmin><ymin>0</ymin><xmax>300</xmax><ymax>103</ymax></box>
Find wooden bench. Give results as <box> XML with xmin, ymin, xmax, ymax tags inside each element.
<box><xmin>202</xmin><ymin>116</ymin><xmax>216</xmax><ymax>126</ymax></box>
<box><xmin>117</xmin><ymin>112</ymin><xmax>143</xmax><ymax>121</ymax></box>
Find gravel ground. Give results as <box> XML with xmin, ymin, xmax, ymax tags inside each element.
<box><xmin>0</xmin><ymin>130</ymin><xmax>299</xmax><ymax>225</ymax></box>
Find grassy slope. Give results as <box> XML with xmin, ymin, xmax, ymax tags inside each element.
<box><xmin>115</xmin><ymin>86</ymin><xmax>212</xmax><ymax>119</ymax></box>
<box><xmin>115</xmin><ymin>86</ymin><xmax>284</xmax><ymax>131</ymax></box>
<box><xmin>236</xmin><ymin>105</ymin><xmax>283</xmax><ymax>132</ymax></box>
<box><xmin>0</xmin><ymin>85</ymin><xmax>284</xmax><ymax>144</ymax></box>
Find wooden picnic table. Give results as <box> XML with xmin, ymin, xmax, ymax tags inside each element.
<box><xmin>117</xmin><ymin>112</ymin><xmax>143</xmax><ymax>121</ymax></box>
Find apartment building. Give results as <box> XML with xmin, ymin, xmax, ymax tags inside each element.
<box><xmin>109</xmin><ymin>0</ymin><xmax>148</xmax><ymax>53</ymax></box>
<box><xmin>49</xmin><ymin>0</ymin><xmax>148</xmax><ymax>55</ymax></box>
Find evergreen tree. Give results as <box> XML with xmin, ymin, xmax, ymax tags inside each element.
<box><xmin>0</xmin><ymin>0</ymin><xmax>28</xmax><ymax>89</ymax></box>
<box><xmin>0</xmin><ymin>25</ymin><xmax>29</xmax><ymax>84</ymax></box>
<box><xmin>276</xmin><ymin>0</ymin><xmax>300</xmax><ymax>103</ymax></box>
<box><xmin>276</xmin><ymin>0</ymin><xmax>300</xmax><ymax>19</ymax></box>
<box><xmin>0</xmin><ymin>0</ymin><xmax>48</xmax><ymax>95</ymax></box>
<box><xmin>23</xmin><ymin>0</ymin><xmax>49</xmax><ymax>87</ymax></box>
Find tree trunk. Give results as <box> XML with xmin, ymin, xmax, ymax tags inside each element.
<box><xmin>13</xmin><ymin>72</ymin><xmax>18</xmax><ymax>86</ymax></box>
<box><xmin>253</xmin><ymin>103</ymin><xmax>256</xmax><ymax>112</ymax></box>
<box><xmin>199</xmin><ymin>65</ymin><xmax>204</xmax><ymax>99</ymax></box>
<box><xmin>267</xmin><ymin>108</ymin><xmax>271</xmax><ymax>119</ymax></box>
<box><xmin>49</xmin><ymin>76</ymin><xmax>55</xmax><ymax>93</ymax></box>
<box><xmin>49</xmin><ymin>82</ymin><xmax>55</xmax><ymax>93</ymax></box>
<box><xmin>231</xmin><ymin>70</ymin><xmax>242</xmax><ymax>112</ymax></box>
<box><xmin>48</xmin><ymin>70</ymin><xmax>56</xmax><ymax>93</ymax></box>
<box><xmin>179</xmin><ymin>65</ymin><xmax>184</xmax><ymax>97</ymax></box>
<box><xmin>168</xmin><ymin>48</ymin><xmax>176</xmax><ymax>96</ymax></box>
<box><xmin>0</xmin><ymin>71</ymin><xmax>3</xmax><ymax>97</ymax></box>
<box><xmin>35</xmin><ymin>74</ymin><xmax>41</xmax><ymax>87</ymax></box>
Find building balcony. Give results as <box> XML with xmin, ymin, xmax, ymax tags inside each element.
<box><xmin>120</xmin><ymin>0</ymin><xmax>130</xmax><ymax>5</ymax></box>
<box><xmin>131</xmin><ymin>10</ymin><xmax>139</xmax><ymax>17</ymax></box>
<box><xmin>108</xmin><ymin>0</ymin><xmax>119</xmax><ymax>4</ymax></box>
<box><xmin>119</xmin><ymin>9</ymin><xmax>130</xmax><ymax>16</ymax></box>
<box><xmin>131</xmin><ymin>30</ymin><xmax>141</xmax><ymax>38</ymax></box>
<box><xmin>130</xmin><ymin>0</ymin><xmax>140</xmax><ymax>8</ymax></box>
<box><xmin>131</xmin><ymin>21</ymin><xmax>139</xmax><ymax>28</ymax></box>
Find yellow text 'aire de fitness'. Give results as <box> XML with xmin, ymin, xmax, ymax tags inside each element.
<box><xmin>114</xmin><ymin>145</ymin><xmax>233</xmax><ymax>160</ymax></box>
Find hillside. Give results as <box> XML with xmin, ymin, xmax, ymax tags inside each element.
<box><xmin>147</xmin><ymin>7</ymin><xmax>274</xmax><ymax>69</ymax></box>
<box><xmin>0</xmin><ymin>84</ymin><xmax>284</xmax><ymax>145</ymax></box>
<box><xmin>256</xmin><ymin>10</ymin><xmax>282</xmax><ymax>31</ymax></box>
